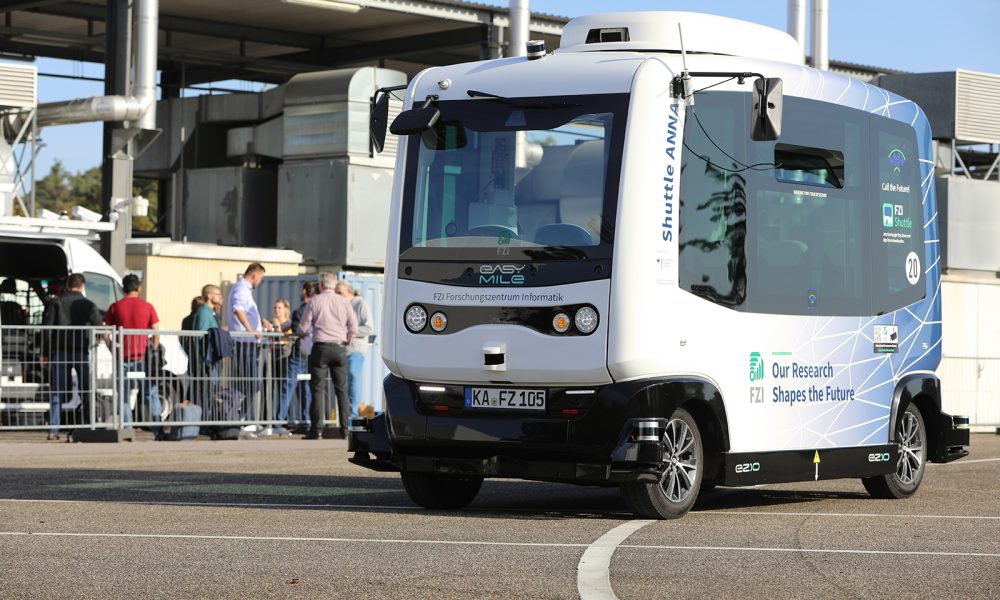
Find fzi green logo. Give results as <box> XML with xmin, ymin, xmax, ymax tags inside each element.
<box><xmin>749</xmin><ymin>352</ymin><xmax>765</xmax><ymax>382</ymax></box>
<box><xmin>882</xmin><ymin>203</ymin><xmax>894</xmax><ymax>227</ymax></box>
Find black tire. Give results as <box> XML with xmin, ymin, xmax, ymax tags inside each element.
<box><xmin>862</xmin><ymin>403</ymin><xmax>927</xmax><ymax>499</ymax></box>
<box><xmin>400</xmin><ymin>471</ymin><xmax>484</xmax><ymax>510</ymax></box>
<box><xmin>621</xmin><ymin>407</ymin><xmax>703</xmax><ymax>519</ymax></box>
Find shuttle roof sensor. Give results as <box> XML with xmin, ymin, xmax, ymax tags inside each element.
<box><xmin>526</xmin><ymin>40</ymin><xmax>546</xmax><ymax>60</ymax></box>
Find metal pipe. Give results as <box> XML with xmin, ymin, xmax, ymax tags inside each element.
<box><xmin>34</xmin><ymin>0</ymin><xmax>158</xmax><ymax>129</ymax></box>
<box><xmin>134</xmin><ymin>0</ymin><xmax>158</xmax><ymax>130</ymax></box>
<box><xmin>36</xmin><ymin>96</ymin><xmax>145</xmax><ymax>127</ymax></box>
<box><xmin>787</xmin><ymin>0</ymin><xmax>806</xmax><ymax>65</ymax></box>
<box><xmin>811</xmin><ymin>0</ymin><xmax>829</xmax><ymax>70</ymax></box>
<box><xmin>508</xmin><ymin>0</ymin><xmax>529</xmax><ymax>57</ymax></box>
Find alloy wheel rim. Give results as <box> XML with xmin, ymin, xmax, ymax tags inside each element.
<box><xmin>896</xmin><ymin>411</ymin><xmax>923</xmax><ymax>485</ymax></box>
<box><xmin>658</xmin><ymin>418</ymin><xmax>698</xmax><ymax>503</ymax></box>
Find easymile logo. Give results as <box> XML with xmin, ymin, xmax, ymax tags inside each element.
<box><xmin>479</xmin><ymin>264</ymin><xmax>526</xmax><ymax>285</ymax></box>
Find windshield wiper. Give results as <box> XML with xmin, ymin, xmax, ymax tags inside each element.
<box><xmin>466</xmin><ymin>89</ymin><xmax>580</xmax><ymax>109</ymax></box>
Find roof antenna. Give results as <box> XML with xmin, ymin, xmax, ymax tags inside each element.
<box><xmin>678</xmin><ymin>23</ymin><xmax>694</xmax><ymax>107</ymax></box>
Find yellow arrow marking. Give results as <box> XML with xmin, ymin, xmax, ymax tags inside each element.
<box><xmin>813</xmin><ymin>450</ymin><xmax>821</xmax><ymax>464</ymax></box>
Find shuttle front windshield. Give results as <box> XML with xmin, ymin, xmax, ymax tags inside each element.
<box><xmin>398</xmin><ymin>93</ymin><xmax>628</xmax><ymax>263</ymax></box>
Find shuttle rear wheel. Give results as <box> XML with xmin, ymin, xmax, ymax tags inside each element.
<box><xmin>862</xmin><ymin>403</ymin><xmax>927</xmax><ymax>499</ymax></box>
<box><xmin>400</xmin><ymin>471</ymin><xmax>484</xmax><ymax>510</ymax></box>
<box><xmin>621</xmin><ymin>407</ymin><xmax>703</xmax><ymax>519</ymax></box>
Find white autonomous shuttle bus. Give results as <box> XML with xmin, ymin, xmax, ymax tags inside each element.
<box><xmin>355</xmin><ymin>12</ymin><xmax>970</xmax><ymax>518</ymax></box>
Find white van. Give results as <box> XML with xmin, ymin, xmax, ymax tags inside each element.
<box><xmin>0</xmin><ymin>217</ymin><xmax>123</xmax><ymax>423</ymax></box>
<box><xmin>0</xmin><ymin>217</ymin><xmax>122</xmax><ymax>322</ymax></box>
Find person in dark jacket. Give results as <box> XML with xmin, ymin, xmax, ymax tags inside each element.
<box><xmin>42</xmin><ymin>273</ymin><xmax>103</xmax><ymax>440</ymax></box>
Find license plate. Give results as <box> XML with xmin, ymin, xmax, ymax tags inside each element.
<box><xmin>464</xmin><ymin>387</ymin><xmax>546</xmax><ymax>410</ymax></box>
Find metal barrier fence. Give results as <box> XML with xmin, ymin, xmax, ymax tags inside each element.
<box><xmin>255</xmin><ymin>272</ymin><xmax>390</xmax><ymax>413</ymax></box>
<box><xmin>0</xmin><ymin>325</ymin><xmax>117</xmax><ymax>431</ymax></box>
<box><xmin>0</xmin><ymin>325</ymin><xmax>351</xmax><ymax>437</ymax></box>
<box><xmin>9</xmin><ymin>327</ymin><xmax>994</xmax><ymax>434</ymax></box>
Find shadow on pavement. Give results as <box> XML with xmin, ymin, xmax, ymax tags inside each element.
<box><xmin>0</xmin><ymin>466</ymin><xmax>873</xmax><ymax>521</ymax></box>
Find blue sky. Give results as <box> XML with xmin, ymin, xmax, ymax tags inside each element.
<box><xmin>31</xmin><ymin>0</ymin><xmax>1000</xmax><ymax>176</ymax></box>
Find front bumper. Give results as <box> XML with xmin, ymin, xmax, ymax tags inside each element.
<box><xmin>932</xmin><ymin>412</ymin><xmax>970</xmax><ymax>463</ymax></box>
<box><xmin>347</xmin><ymin>375</ymin><xmax>696</xmax><ymax>484</ymax></box>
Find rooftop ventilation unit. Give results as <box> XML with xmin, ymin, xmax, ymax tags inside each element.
<box><xmin>879</xmin><ymin>69</ymin><xmax>1000</xmax><ymax>145</ymax></box>
<box><xmin>558</xmin><ymin>11</ymin><xmax>801</xmax><ymax>65</ymax></box>
<box><xmin>0</xmin><ymin>62</ymin><xmax>36</xmax><ymax>110</ymax></box>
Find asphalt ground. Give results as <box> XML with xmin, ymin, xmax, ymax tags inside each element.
<box><xmin>0</xmin><ymin>432</ymin><xmax>997</xmax><ymax>599</ymax></box>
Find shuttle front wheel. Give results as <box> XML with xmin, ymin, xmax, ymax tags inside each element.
<box><xmin>862</xmin><ymin>403</ymin><xmax>927</xmax><ymax>499</ymax></box>
<box><xmin>621</xmin><ymin>407</ymin><xmax>704</xmax><ymax>519</ymax></box>
<box><xmin>400</xmin><ymin>471</ymin><xmax>484</xmax><ymax>510</ymax></box>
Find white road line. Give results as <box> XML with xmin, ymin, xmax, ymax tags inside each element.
<box><xmin>0</xmin><ymin>498</ymin><xmax>420</xmax><ymax>510</ymax></box>
<box><xmin>695</xmin><ymin>510</ymin><xmax>1000</xmax><ymax>521</ymax></box>
<box><xmin>577</xmin><ymin>520</ymin><xmax>653</xmax><ymax>600</ymax></box>
<box><xmin>930</xmin><ymin>457</ymin><xmax>1000</xmax><ymax>465</ymax></box>
<box><xmin>0</xmin><ymin>498</ymin><xmax>629</xmax><ymax>515</ymax></box>
<box><xmin>0</xmin><ymin>531</ymin><xmax>587</xmax><ymax>548</ymax></box>
<box><xmin>2</xmin><ymin>499</ymin><xmax>997</xmax><ymax>522</ymax></box>
<box><xmin>1</xmin><ymin>531</ymin><xmax>997</xmax><ymax>560</ymax></box>
<box><xmin>617</xmin><ymin>544</ymin><xmax>1000</xmax><ymax>559</ymax></box>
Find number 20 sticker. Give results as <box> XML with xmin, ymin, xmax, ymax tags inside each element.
<box><xmin>905</xmin><ymin>251</ymin><xmax>921</xmax><ymax>286</ymax></box>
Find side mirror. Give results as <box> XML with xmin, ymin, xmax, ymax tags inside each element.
<box><xmin>751</xmin><ymin>77</ymin><xmax>783</xmax><ymax>141</ymax></box>
<box><xmin>370</xmin><ymin>91</ymin><xmax>391</xmax><ymax>154</ymax></box>
<box><xmin>390</xmin><ymin>106</ymin><xmax>440</xmax><ymax>136</ymax></box>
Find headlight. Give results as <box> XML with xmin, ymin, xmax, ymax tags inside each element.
<box><xmin>404</xmin><ymin>305</ymin><xmax>427</xmax><ymax>333</ymax></box>
<box><xmin>574</xmin><ymin>306</ymin><xmax>599</xmax><ymax>334</ymax></box>
<box><xmin>430</xmin><ymin>311</ymin><xmax>448</xmax><ymax>332</ymax></box>
<box><xmin>552</xmin><ymin>312</ymin><xmax>571</xmax><ymax>333</ymax></box>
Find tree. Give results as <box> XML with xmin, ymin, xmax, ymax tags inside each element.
<box><xmin>32</xmin><ymin>162</ymin><xmax>160</xmax><ymax>233</ymax></box>
<box><xmin>69</xmin><ymin>166</ymin><xmax>102</xmax><ymax>213</ymax></box>
<box><xmin>33</xmin><ymin>159</ymin><xmax>76</xmax><ymax>214</ymax></box>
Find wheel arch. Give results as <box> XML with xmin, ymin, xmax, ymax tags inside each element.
<box><xmin>891</xmin><ymin>373</ymin><xmax>949</xmax><ymax>463</ymax></box>
<box><xmin>622</xmin><ymin>377</ymin><xmax>731</xmax><ymax>483</ymax></box>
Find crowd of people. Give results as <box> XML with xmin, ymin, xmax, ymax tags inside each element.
<box><xmin>42</xmin><ymin>262</ymin><xmax>375</xmax><ymax>441</ymax></box>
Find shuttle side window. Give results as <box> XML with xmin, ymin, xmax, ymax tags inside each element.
<box><xmin>678</xmin><ymin>92</ymin><xmax>748</xmax><ymax>308</ymax></box>
<box><xmin>870</xmin><ymin>119</ymin><xmax>926</xmax><ymax>313</ymax></box>
<box><xmin>680</xmin><ymin>94</ymin><xmax>927</xmax><ymax>317</ymax></box>
<box><xmin>747</xmin><ymin>98</ymin><xmax>868</xmax><ymax>316</ymax></box>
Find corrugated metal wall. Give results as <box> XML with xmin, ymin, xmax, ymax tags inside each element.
<box><xmin>256</xmin><ymin>272</ymin><xmax>388</xmax><ymax>412</ymax></box>
<box><xmin>125</xmin><ymin>254</ymin><xmax>300</xmax><ymax>332</ymax></box>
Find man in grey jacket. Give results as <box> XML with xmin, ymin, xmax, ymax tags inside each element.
<box><xmin>335</xmin><ymin>281</ymin><xmax>373</xmax><ymax>417</ymax></box>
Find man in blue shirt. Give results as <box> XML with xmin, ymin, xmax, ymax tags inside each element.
<box><xmin>227</xmin><ymin>263</ymin><xmax>271</xmax><ymax>423</ymax></box>
<box><xmin>228</xmin><ymin>264</ymin><xmax>270</xmax><ymax>334</ymax></box>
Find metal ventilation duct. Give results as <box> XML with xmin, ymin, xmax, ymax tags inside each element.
<box><xmin>786</xmin><ymin>0</ymin><xmax>806</xmax><ymax>64</ymax></box>
<box><xmin>810</xmin><ymin>0</ymin><xmax>829</xmax><ymax>70</ymax></box>
<box><xmin>879</xmin><ymin>69</ymin><xmax>1000</xmax><ymax>144</ymax></box>
<box><xmin>282</xmin><ymin>66</ymin><xmax>406</xmax><ymax>159</ymax></box>
<box><xmin>34</xmin><ymin>0</ymin><xmax>157</xmax><ymax>130</ymax></box>
<box><xmin>509</xmin><ymin>0</ymin><xmax>529</xmax><ymax>57</ymax></box>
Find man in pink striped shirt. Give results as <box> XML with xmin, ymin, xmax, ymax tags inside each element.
<box><xmin>297</xmin><ymin>272</ymin><xmax>358</xmax><ymax>439</ymax></box>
